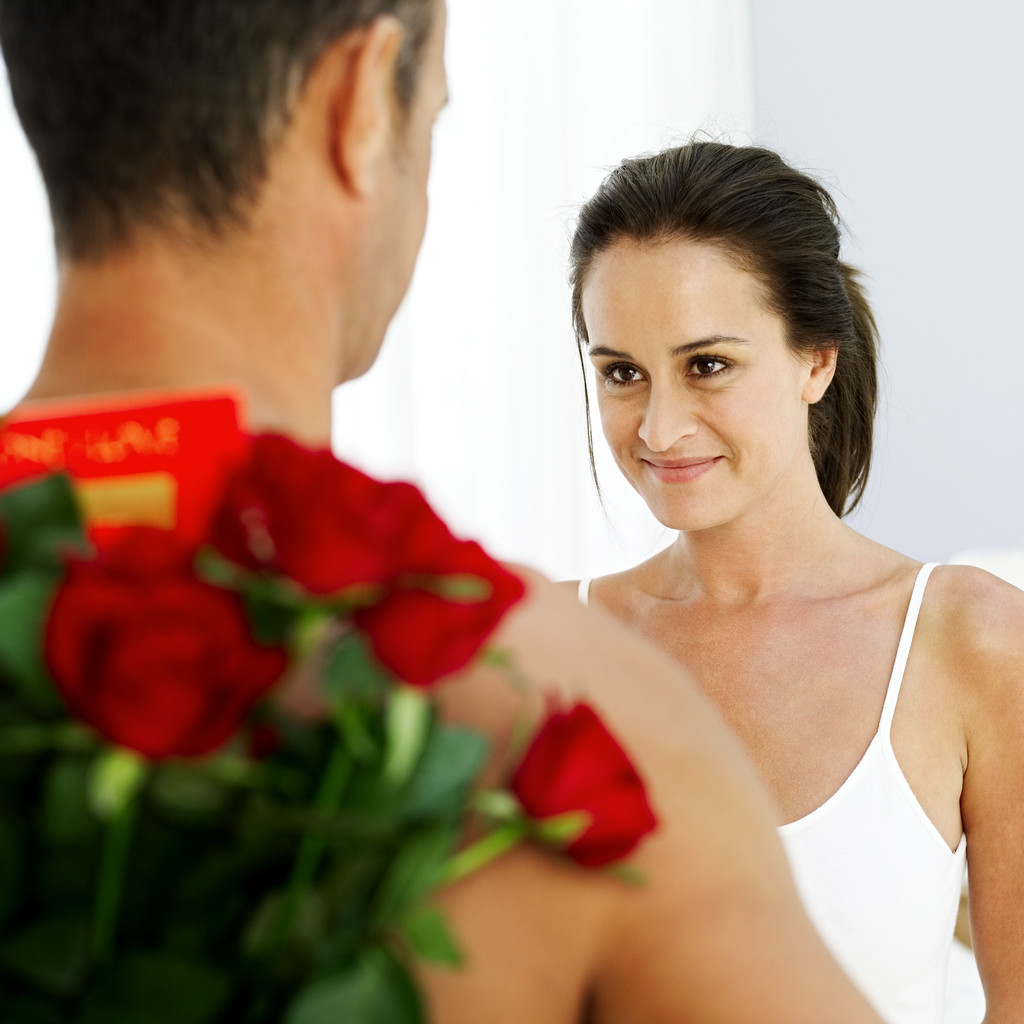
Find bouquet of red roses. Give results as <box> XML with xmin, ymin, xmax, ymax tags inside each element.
<box><xmin>0</xmin><ymin>433</ymin><xmax>656</xmax><ymax>1024</ymax></box>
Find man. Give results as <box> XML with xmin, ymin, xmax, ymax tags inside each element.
<box><xmin>0</xmin><ymin>1</ymin><xmax>881</xmax><ymax>1020</ymax></box>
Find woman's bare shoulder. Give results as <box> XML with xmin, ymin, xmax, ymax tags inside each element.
<box><xmin>928</xmin><ymin>563</ymin><xmax>1024</xmax><ymax>638</ymax></box>
<box><xmin>921</xmin><ymin>564</ymin><xmax>1024</xmax><ymax>689</ymax></box>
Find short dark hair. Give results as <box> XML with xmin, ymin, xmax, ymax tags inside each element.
<box><xmin>569</xmin><ymin>140</ymin><xmax>879</xmax><ymax>518</ymax></box>
<box><xmin>0</xmin><ymin>0</ymin><xmax>434</xmax><ymax>258</ymax></box>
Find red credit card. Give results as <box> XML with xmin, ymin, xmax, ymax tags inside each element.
<box><xmin>0</xmin><ymin>388</ymin><xmax>250</xmax><ymax>545</ymax></box>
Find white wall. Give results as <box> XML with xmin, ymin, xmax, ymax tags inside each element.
<box><xmin>749</xmin><ymin>0</ymin><xmax>1024</xmax><ymax>561</ymax></box>
<box><xmin>0</xmin><ymin>61</ymin><xmax>54</xmax><ymax>407</ymax></box>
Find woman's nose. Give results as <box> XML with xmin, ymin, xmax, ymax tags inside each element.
<box><xmin>638</xmin><ymin>385</ymin><xmax>697</xmax><ymax>452</ymax></box>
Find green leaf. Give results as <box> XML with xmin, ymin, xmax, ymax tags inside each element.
<box><xmin>0</xmin><ymin>473</ymin><xmax>86</xmax><ymax>574</ymax></box>
<box><xmin>322</xmin><ymin>632</ymin><xmax>392</xmax><ymax>704</ymax></box>
<box><xmin>0</xmin><ymin>814</ymin><xmax>25</xmax><ymax>928</ymax></box>
<box><xmin>191</xmin><ymin>547</ymin><xmax>239</xmax><ymax>587</ymax></box>
<box><xmin>0</xmin><ymin>572</ymin><xmax>62</xmax><ymax>713</ymax></box>
<box><xmin>0</xmin><ymin>914</ymin><xmax>90</xmax><ymax>996</ymax></box>
<box><xmin>193</xmin><ymin>750</ymin><xmax>275</xmax><ymax>791</ymax></box>
<box><xmin>75</xmin><ymin>952</ymin><xmax>233</xmax><ymax>1024</ymax></box>
<box><xmin>400</xmin><ymin>725</ymin><xmax>489</xmax><ymax>820</ymax></box>
<box><xmin>241</xmin><ymin>887</ymin><xmax>328</xmax><ymax>959</ymax></box>
<box><xmin>0</xmin><ymin>722</ymin><xmax>95</xmax><ymax>757</ymax></box>
<box><xmin>41</xmin><ymin>756</ymin><xmax>101</xmax><ymax>845</ymax></box>
<box><xmin>1</xmin><ymin>992</ymin><xmax>67</xmax><ymax>1024</ymax></box>
<box><xmin>284</xmin><ymin>947</ymin><xmax>425</xmax><ymax>1024</ymax></box>
<box><xmin>400</xmin><ymin>905</ymin><xmax>463</xmax><ymax>967</ymax></box>
<box><xmin>196</xmin><ymin>548</ymin><xmax>312</xmax><ymax>644</ymax></box>
<box><xmin>289</xmin><ymin>605</ymin><xmax>334</xmax><ymax>662</ymax></box>
<box><xmin>34</xmin><ymin>845</ymin><xmax>100</xmax><ymax>914</ymax></box>
<box><xmin>336</xmin><ymin>704</ymin><xmax>381</xmax><ymax>765</ymax></box>
<box><xmin>149</xmin><ymin>765</ymin><xmax>230</xmax><ymax>823</ymax></box>
<box><xmin>244</xmin><ymin>587</ymin><xmax>303</xmax><ymax>646</ymax></box>
<box><xmin>370</xmin><ymin>824</ymin><xmax>458</xmax><ymax>929</ymax></box>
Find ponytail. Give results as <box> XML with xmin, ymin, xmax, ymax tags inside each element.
<box><xmin>808</xmin><ymin>265</ymin><xmax>879</xmax><ymax>516</ymax></box>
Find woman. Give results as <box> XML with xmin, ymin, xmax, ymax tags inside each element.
<box><xmin>566</xmin><ymin>141</ymin><xmax>1024</xmax><ymax>1023</ymax></box>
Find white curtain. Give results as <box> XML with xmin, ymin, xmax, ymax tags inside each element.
<box><xmin>0</xmin><ymin>0</ymin><xmax>753</xmax><ymax>580</ymax></box>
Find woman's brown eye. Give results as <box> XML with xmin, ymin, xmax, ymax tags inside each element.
<box><xmin>607</xmin><ymin>365</ymin><xmax>641</xmax><ymax>384</ymax></box>
<box><xmin>692</xmin><ymin>357</ymin><xmax>727</xmax><ymax>376</ymax></box>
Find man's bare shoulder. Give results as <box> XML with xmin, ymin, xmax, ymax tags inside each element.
<box><xmin>552</xmin><ymin>577</ymin><xmax>581</xmax><ymax>596</ymax></box>
<box><xmin>442</xmin><ymin>563</ymin><xmax>781</xmax><ymax>846</ymax></box>
<box><xmin>428</xmin><ymin>568</ymin><xmax>882</xmax><ymax>1024</ymax></box>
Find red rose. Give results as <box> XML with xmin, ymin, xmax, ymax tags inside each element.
<box><xmin>511</xmin><ymin>702</ymin><xmax>657</xmax><ymax>868</ymax></box>
<box><xmin>212</xmin><ymin>434</ymin><xmax>431</xmax><ymax>595</ymax></box>
<box><xmin>45</xmin><ymin>528</ymin><xmax>288</xmax><ymax>759</ymax></box>
<box><xmin>352</xmin><ymin>538</ymin><xmax>525</xmax><ymax>687</ymax></box>
<box><xmin>212</xmin><ymin>433</ymin><xmax>524</xmax><ymax>683</ymax></box>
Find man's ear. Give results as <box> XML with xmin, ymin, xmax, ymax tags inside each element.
<box><xmin>321</xmin><ymin>16</ymin><xmax>404</xmax><ymax>199</ymax></box>
<box><xmin>802</xmin><ymin>346</ymin><xmax>838</xmax><ymax>404</ymax></box>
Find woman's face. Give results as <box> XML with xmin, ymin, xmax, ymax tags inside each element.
<box><xmin>582</xmin><ymin>237</ymin><xmax>834</xmax><ymax>533</ymax></box>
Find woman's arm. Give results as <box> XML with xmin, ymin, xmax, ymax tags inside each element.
<box><xmin>945</xmin><ymin>567</ymin><xmax>1024</xmax><ymax>1020</ymax></box>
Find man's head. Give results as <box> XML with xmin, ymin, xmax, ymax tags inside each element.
<box><xmin>0</xmin><ymin>0</ymin><xmax>437</xmax><ymax>260</ymax></box>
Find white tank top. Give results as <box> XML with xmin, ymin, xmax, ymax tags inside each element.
<box><xmin>578</xmin><ymin>564</ymin><xmax>969</xmax><ymax>1024</ymax></box>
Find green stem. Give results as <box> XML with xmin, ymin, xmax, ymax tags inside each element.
<box><xmin>197</xmin><ymin>754</ymin><xmax>263</xmax><ymax>788</ymax></box>
<box><xmin>92</xmin><ymin>792</ymin><xmax>140</xmax><ymax>962</ymax></box>
<box><xmin>266</xmin><ymin>740</ymin><xmax>353</xmax><ymax>954</ymax></box>
<box><xmin>480</xmin><ymin>647</ymin><xmax>531</xmax><ymax>695</ymax></box>
<box><xmin>437</xmin><ymin>821</ymin><xmax>528</xmax><ymax>887</ymax></box>
<box><xmin>0</xmin><ymin>722</ymin><xmax>95</xmax><ymax>755</ymax></box>
<box><xmin>472</xmin><ymin>788</ymin><xmax>521</xmax><ymax>821</ymax></box>
<box><xmin>382</xmin><ymin>688</ymin><xmax>429</xmax><ymax>788</ymax></box>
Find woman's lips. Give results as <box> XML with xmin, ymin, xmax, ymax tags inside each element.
<box><xmin>642</xmin><ymin>456</ymin><xmax>723</xmax><ymax>483</ymax></box>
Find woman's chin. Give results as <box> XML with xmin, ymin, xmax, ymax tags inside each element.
<box><xmin>647</xmin><ymin>502</ymin><xmax>730</xmax><ymax>535</ymax></box>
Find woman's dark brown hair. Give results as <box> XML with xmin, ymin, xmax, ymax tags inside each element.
<box><xmin>569</xmin><ymin>141</ymin><xmax>879</xmax><ymax>518</ymax></box>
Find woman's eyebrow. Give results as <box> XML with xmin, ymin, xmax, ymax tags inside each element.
<box><xmin>588</xmin><ymin>345</ymin><xmax>631</xmax><ymax>359</ymax></box>
<box><xmin>672</xmin><ymin>336</ymin><xmax>750</xmax><ymax>355</ymax></box>
<box><xmin>589</xmin><ymin>337</ymin><xmax>750</xmax><ymax>359</ymax></box>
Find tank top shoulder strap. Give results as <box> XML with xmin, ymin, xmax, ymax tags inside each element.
<box><xmin>577</xmin><ymin>578</ymin><xmax>592</xmax><ymax>606</ymax></box>
<box><xmin>878</xmin><ymin>562</ymin><xmax>939</xmax><ymax>734</ymax></box>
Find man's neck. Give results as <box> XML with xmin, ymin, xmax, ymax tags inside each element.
<box><xmin>24</xmin><ymin>232</ymin><xmax>343</xmax><ymax>446</ymax></box>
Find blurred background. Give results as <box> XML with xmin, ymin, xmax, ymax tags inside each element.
<box><xmin>2</xmin><ymin>0</ymin><xmax>1022</xmax><ymax>580</ymax></box>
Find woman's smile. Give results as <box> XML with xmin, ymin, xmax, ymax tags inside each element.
<box><xmin>641</xmin><ymin>455</ymin><xmax>724</xmax><ymax>484</ymax></box>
